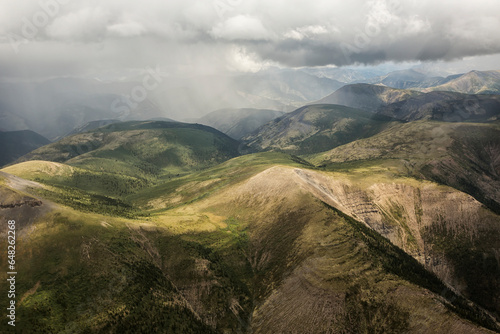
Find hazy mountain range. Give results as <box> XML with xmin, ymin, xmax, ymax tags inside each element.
<box><xmin>364</xmin><ymin>69</ymin><xmax>500</xmax><ymax>94</ymax></box>
<box><xmin>2</xmin><ymin>67</ymin><xmax>499</xmax><ymax>141</ymax></box>
<box><xmin>196</xmin><ymin>108</ymin><xmax>285</xmax><ymax>140</ymax></box>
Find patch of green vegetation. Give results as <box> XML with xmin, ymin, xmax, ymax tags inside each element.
<box><xmin>34</xmin><ymin>185</ymin><xmax>146</xmax><ymax>218</ymax></box>
<box><xmin>289</xmin><ymin>154</ymin><xmax>316</xmax><ymax>168</ymax></box>
<box><xmin>222</xmin><ymin>217</ymin><xmax>249</xmax><ymax>251</ymax></box>
<box><xmin>414</xmin><ymin>188</ymin><xmax>423</xmax><ymax>225</ymax></box>
<box><xmin>32</xmin><ymin>168</ymin><xmax>150</xmax><ymax>198</ymax></box>
<box><xmin>384</xmin><ymin>201</ymin><xmax>418</xmax><ymax>251</ymax></box>
<box><xmin>314</xmin><ymin>157</ymin><xmax>398</xmax><ymax>171</ymax></box>
<box><xmin>0</xmin><ymin>211</ymin><xmax>234</xmax><ymax>333</ymax></box>
<box><xmin>17</xmin><ymin>121</ymin><xmax>241</xmax><ymax>181</ymax></box>
<box><xmin>151</xmin><ymin>219</ymin><xmax>254</xmax><ymax>331</ymax></box>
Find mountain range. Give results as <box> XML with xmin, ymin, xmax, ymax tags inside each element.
<box><xmin>364</xmin><ymin>69</ymin><xmax>500</xmax><ymax>94</ymax></box>
<box><xmin>424</xmin><ymin>70</ymin><xmax>500</xmax><ymax>94</ymax></box>
<box><xmin>1</xmin><ymin>73</ymin><xmax>500</xmax><ymax>333</ymax></box>
<box><xmin>2</xmin><ymin>67</ymin><xmax>499</xmax><ymax>141</ymax></box>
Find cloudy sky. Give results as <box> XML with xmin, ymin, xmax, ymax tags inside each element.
<box><xmin>0</xmin><ymin>0</ymin><xmax>499</xmax><ymax>79</ymax></box>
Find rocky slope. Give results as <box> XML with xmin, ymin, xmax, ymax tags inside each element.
<box><xmin>286</xmin><ymin>167</ymin><xmax>500</xmax><ymax>318</ymax></box>
<box><xmin>193</xmin><ymin>164</ymin><xmax>500</xmax><ymax>332</ymax></box>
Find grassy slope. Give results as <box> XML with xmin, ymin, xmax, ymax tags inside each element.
<box><xmin>16</xmin><ymin>121</ymin><xmax>241</xmax><ymax>180</ymax></box>
<box><xmin>1</xmin><ymin>154</ymin><xmax>499</xmax><ymax>333</ymax></box>
<box><xmin>2</xmin><ymin>122</ymin><xmax>242</xmax><ymax>217</ymax></box>
<box><xmin>0</xmin><ymin>208</ymin><xmax>217</xmax><ymax>333</ymax></box>
<box><xmin>2</xmin><ymin>161</ymin><xmax>150</xmax><ymax>218</ymax></box>
<box><xmin>127</xmin><ymin>152</ymin><xmax>314</xmax><ymax>210</ymax></box>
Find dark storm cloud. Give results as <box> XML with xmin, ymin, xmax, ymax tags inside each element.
<box><xmin>0</xmin><ymin>0</ymin><xmax>499</xmax><ymax>77</ymax></box>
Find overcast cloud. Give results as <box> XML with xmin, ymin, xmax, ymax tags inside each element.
<box><xmin>0</xmin><ymin>0</ymin><xmax>499</xmax><ymax>78</ymax></box>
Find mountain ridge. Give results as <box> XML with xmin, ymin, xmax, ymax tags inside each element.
<box><xmin>424</xmin><ymin>70</ymin><xmax>500</xmax><ymax>94</ymax></box>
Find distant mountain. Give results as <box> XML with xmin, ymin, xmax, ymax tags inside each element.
<box><xmin>424</xmin><ymin>70</ymin><xmax>500</xmax><ymax>94</ymax></box>
<box><xmin>362</xmin><ymin>69</ymin><xmax>454</xmax><ymax>89</ymax></box>
<box><xmin>0</xmin><ymin>130</ymin><xmax>50</xmax><ymax>167</ymax></box>
<box><xmin>158</xmin><ymin>70</ymin><xmax>347</xmax><ymax>121</ymax></box>
<box><xmin>378</xmin><ymin>91</ymin><xmax>500</xmax><ymax>122</ymax></box>
<box><xmin>234</xmin><ymin>69</ymin><xmax>346</xmax><ymax>104</ymax></box>
<box><xmin>303</xmin><ymin>63</ymin><xmax>416</xmax><ymax>82</ymax></box>
<box><xmin>302</xmin><ymin>67</ymin><xmax>382</xmax><ymax>83</ymax></box>
<box><xmin>0</xmin><ymin>109</ymin><xmax>30</xmax><ymax>132</ymax></box>
<box><xmin>314</xmin><ymin>83</ymin><xmax>500</xmax><ymax>123</ymax></box>
<box><xmin>243</xmin><ymin>104</ymin><xmax>395</xmax><ymax>154</ymax></box>
<box><xmin>16</xmin><ymin>121</ymin><xmax>240</xmax><ymax>179</ymax></box>
<box><xmin>197</xmin><ymin>108</ymin><xmax>284</xmax><ymax>140</ymax></box>
<box><xmin>315</xmin><ymin>83</ymin><xmax>421</xmax><ymax>112</ymax></box>
<box><xmin>355</xmin><ymin>68</ymin><xmax>500</xmax><ymax>94</ymax></box>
